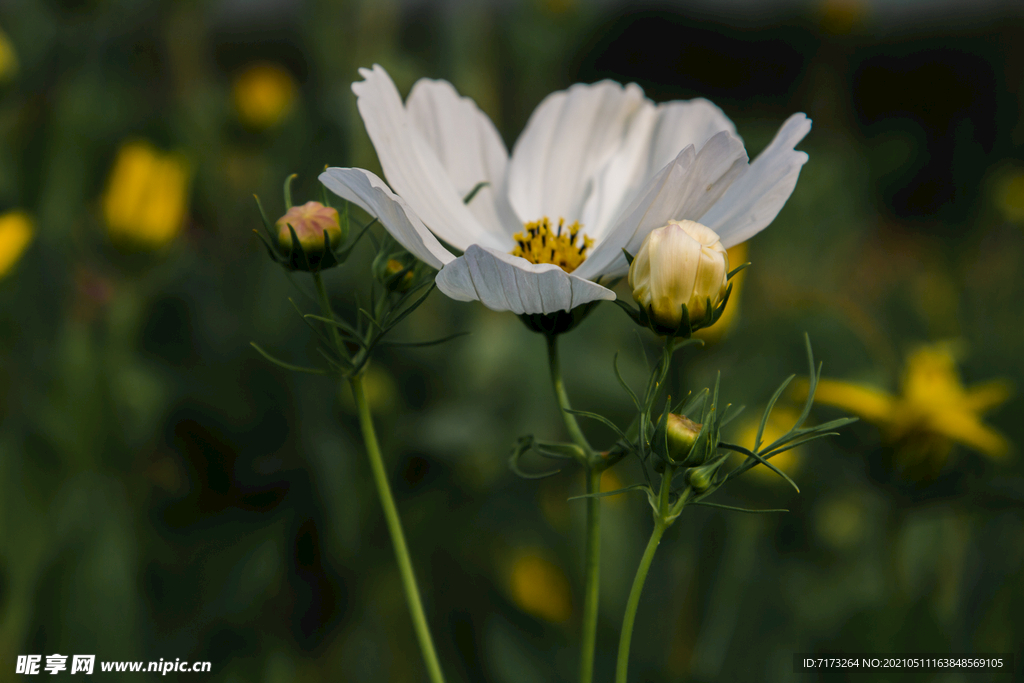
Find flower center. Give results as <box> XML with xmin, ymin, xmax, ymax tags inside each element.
<box><xmin>510</xmin><ymin>217</ymin><xmax>594</xmax><ymax>273</ymax></box>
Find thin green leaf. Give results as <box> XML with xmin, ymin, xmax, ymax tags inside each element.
<box><xmin>719</xmin><ymin>442</ymin><xmax>800</xmax><ymax>493</ymax></box>
<box><xmin>253</xmin><ymin>194</ymin><xmax>276</xmax><ymax>242</ymax></box>
<box><xmin>509</xmin><ymin>436</ymin><xmax>561</xmax><ymax>480</ymax></box>
<box><xmin>381</xmin><ymin>331</ymin><xmax>470</xmax><ymax>348</ymax></box>
<box><xmin>288</xmin><ymin>300</ymin><xmax>342</xmax><ymax>352</ymax></box>
<box><xmin>720</xmin><ymin>403</ymin><xmax>746</xmax><ymax>427</ymax></box>
<box><xmin>357</xmin><ymin>308</ymin><xmax>385</xmax><ymax>333</ymax></box>
<box><xmin>303</xmin><ymin>313</ymin><xmax>368</xmax><ymax>349</ymax></box>
<box><xmin>250</xmin><ymin>343</ymin><xmax>328</xmax><ymax>374</ymax></box>
<box><xmin>334</xmin><ymin>217</ymin><xmax>377</xmax><ymax>262</ymax></box>
<box><xmin>462</xmin><ymin>181</ymin><xmax>490</xmax><ymax>204</ymax></box>
<box><xmin>568</xmin><ymin>484</ymin><xmax>649</xmax><ymax>502</ymax></box>
<box><xmin>760</xmin><ymin>431</ymin><xmax>845</xmax><ymax>459</ymax></box>
<box><xmin>316</xmin><ymin>347</ymin><xmax>349</xmax><ymax>372</ymax></box>
<box><xmin>678</xmin><ymin>387</ymin><xmax>709</xmax><ymax>419</ymax></box>
<box><xmin>759</xmin><ymin>416</ymin><xmax>858</xmax><ymax>456</ymax></box>
<box><xmin>533</xmin><ymin>440</ymin><xmax>587</xmax><ymax>462</ymax></box>
<box><xmin>756</xmin><ymin>374</ymin><xmax>796</xmax><ymax>452</ymax></box>
<box><xmin>565</xmin><ymin>409</ymin><xmax>630</xmax><ymax>442</ymax></box>
<box><xmin>690</xmin><ymin>501</ymin><xmax>788</xmax><ymax>514</ymax></box>
<box><xmin>612</xmin><ymin>352</ymin><xmax>641</xmax><ymax>411</ymax></box>
<box><xmin>283</xmin><ymin>173</ymin><xmax>298</xmax><ymax>210</ymax></box>
<box><xmin>726</xmin><ymin>262</ymin><xmax>751</xmax><ymax>279</ymax></box>
<box><xmin>319</xmin><ymin>175</ymin><xmax>331</xmax><ymax>208</ymax></box>
<box><xmin>383</xmin><ymin>282</ymin><xmax>436</xmax><ymax>331</ymax></box>
<box><xmin>793</xmin><ymin>333</ymin><xmax>821</xmax><ymax>431</ymax></box>
<box><xmin>252</xmin><ymin>229</ymin><xmax>280</xmax><ymax>262</ymax></box>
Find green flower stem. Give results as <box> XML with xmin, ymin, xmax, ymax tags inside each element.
<box><xmin>615</xmin><ymin>517</ymin><xmax>667</xmax><ymax>683</ymax></box>
<box><xmin>580</xmin><ymin>466</ymin><xmax>602</xmax><ymax>683</ymax></box>
<box><xmin>313</xmin><ymin>273</ymin><xmax>346</xmax><ymax>357</ymax></box>
<box><xmin>615</xmin><ymin>467</ymin><xmax>687</xmax><ymax>683</ymax></box>
<box><xmin>544</xmin><ymin>333</ymin><xmax>600</xmax><ymax>683</ymax></box>
<box><xmin>313</xmin><ymin>272</ymin><xmax>445</xmax><ymax>683</ymax></box>
<box><xmin>350</xmin><ymin>374</ymin><xmax>446</xmax><ymax>683</ymax></box>
<box><xmin>546</xmin><ymin>333</ymin><xmax>594</xmax><ymax>456</ymax></box>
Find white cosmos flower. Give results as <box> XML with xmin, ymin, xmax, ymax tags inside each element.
<box><xmin>319</xmin><ymin>64</ymin><xmax>811</xmax><ymax>316</ymax></box>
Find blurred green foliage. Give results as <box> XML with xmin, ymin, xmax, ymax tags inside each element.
<box><xmin>0</xmin><ymin>0</ymin><xmax>1022</xmax><ymax>681</ymax></box>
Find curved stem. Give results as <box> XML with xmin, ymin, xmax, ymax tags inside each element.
<box><xmin>615</xmin><ymin>518</ymin><xmax>667</xmax><ymax>683</ymax></box>
<box><xmin>314</xmin><ymin>272</ymin><xmax>445</xmax><ymax>683</ymax></box>
<box><xmin>546</xmin><ymin>333</ymin><xmax>594</xmax><ymax>456</ymax></box>
<box><xmin>351</xmin><ymin>375</ymin><xmax>446</xmax><ymax>683</ymax></box>
<box><xmin>615</xmin><ymin>467</ymin><xmax>681</xmax><ymax>683</ymax></box>
<box><xmin>544</xmin><ymin>333</ymin><xmax>600</xmax><ymax>683</ymax></box>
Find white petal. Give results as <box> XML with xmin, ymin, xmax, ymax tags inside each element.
<box><xmin>435</xmin><ymin>244</ymin><xmax>616</xmax><ymax>315</ymax></box>
<box><xmin>574</xmin><ymin>131</ymin><xmax>748</xmax><ymax>281</ymax></box>
<box><xmin>506</xmin><ymin>80</ymin><xmax>646</xmax><ymax>225</ymax></box>
<box><xmin>700</xmin><ymin>113</ymin><xmax>811</xmax><ymax>248</ymax></box>
<box><xmin>319</xmin><ymin>167</ymin><xmax>454</xmax><ymax>270</ymax></box>
<box><xmin>352</xmin><ymin>65</ymin><xmax>508</xmax><ymax>251</ymax></box>
<box><xmin>405</xmin><ymin>78</ymin><xmax>521</xmax><ymax>236</ymax></box>
<box><xmin>580</xmin><ymin>98</ymin><xmax>738</xmax><ymax>242</ymax></box>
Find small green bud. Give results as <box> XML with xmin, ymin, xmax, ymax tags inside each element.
<box><xmin>372</xmin><ymin>248</ymin><xmax>418</xmax><ymax>293</ymax></box>
<box><xmin>685</xmin><ymin>456</ymin><xmax>727</xmax><ymax>493</ymax></box>
<box><xmin>666</xmin><ymin>413</ymin><xmax>702</xmax><ymax>462</ymax></box>
<box><xmin>687</xmin><ymin>466</ymin><xmax>714</xmax><ymax>492</ymax></box>
<box><xmin>276</xmin><ymin>201</ymin><xmax>343</xmax><ymax>255</ymax></box>
<box><xmin>384</xmin><ymin>258</ymin><xmax>414</xmax><ymax>292</ymax></box>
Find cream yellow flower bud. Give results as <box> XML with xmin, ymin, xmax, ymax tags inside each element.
<box><xmin>628</xmin><ymin>220</ymin><xmax>729</xmax><ymax>330</ymax></box>
<box><xmin>276</xmin><ymin>201</ymin><xmax>342</xmax><ymax>254</ymax></box>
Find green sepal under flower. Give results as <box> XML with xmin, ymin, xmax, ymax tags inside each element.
<box><xmin>372</xmin><ymin>233</ymin><xmax>431</xmax><ymax>294</ymax></box>
<box><xmin>519</xmin><ymin>298</ymin><xmax>605</xmax><ymax>336</ymax></box>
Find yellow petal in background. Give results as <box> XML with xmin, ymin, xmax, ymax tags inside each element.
<box><xmin>506</xmin><ymin>549</ymin><xmax>572</xmax><ymax>624</ymax></box>
<box><xmin>808</xmin><ymin>378</ymin><xmax>895</xmax><ymax>425</ymax></box>
<box><xmin>695</xmin><ymin>242</ymin><xmax>747</xmax><ymax>342</ymax></box>
<box><xmin>0</xmin><ymin>211</ymin><xmax>34</xmax><ymax>278</ymax></box>
<box><xmin>995</xmin><ymin>168</ymin><xmax>1024</xmax><ymax>222</ymax></box>
<box><xmin>104</xmin><ymin>141</ymin><xmax>190</xmax><ymax>248</ymax></box>
<box><xmin>963</xmin><ymin>380</ymin><xmax>1014</xmax><ymax>413</ymax></box>
<box><xmin>0</xmin><ymin>26</ymin><xmax>18</xmax><ymax>81</ymax></box>
<box><xmin>232</xmin><ymin>63</ymin><xmax>297</xmax><ymax>130</ymax></box>
<box><xmin>924</xmin><ymin>409</ymin><xmax>1011</xmax><ymax>460</ymax></box>
<box><xmin>734</xmin><ymin>405</ymin><xmax>805</xmax><ymax>481</ymax></box>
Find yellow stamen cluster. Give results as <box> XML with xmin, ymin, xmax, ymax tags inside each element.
<box><xmin>510</xmin><ymin>217</ymin><xmax>593</xmax><ymax>273</ymax></box>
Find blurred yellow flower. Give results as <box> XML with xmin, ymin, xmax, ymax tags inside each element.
<box><xmin>232</xmin><ymin>63</ymin><xmax>297</xmax><ymax>130</ymax></box>
<box><xmin>810</xmin><ymin>343</ymin><xmax>1012</xmax><ymax>466</ymax></box>
<box><xmin>0</xmin><ymin>26</ymin><xmax>18</xmax><ymax>81</ymax></box>
<box><xmin>695</xmin><ymin>242</ymin><xmax>747</xmax><ymax>342</ymax></box>
<box><xmin>600</xmin><ymin>468</ymin><xmax>627</xmax><ymax>507</ymax></box>
<box><xmin>103</xmin><ymin>141</ymin><xmax>190</xmax><ymax>248</ymax></box>
<box><xmin>995</xmin><ymin>169</ymin><xmax>1024</xmax><ymax>222</ymax></box>
<box><xmin>506</xmin><ymin>548</ymin><xmax>572</xmax><ymax>624</ymax></box>
<box><xmin>733</xmin><ymin>405</ymin><xmax>803</xmax><ymax>481</ymax></box>
<box><xmin>0</xmin><ymin>211</ymin><xmax>34</xmax><ymax>278</ymax></box>
<box><xmin>818</xmin><ymin>0</ymin><xmax>868</xmax><ymax>34</ymax></box>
